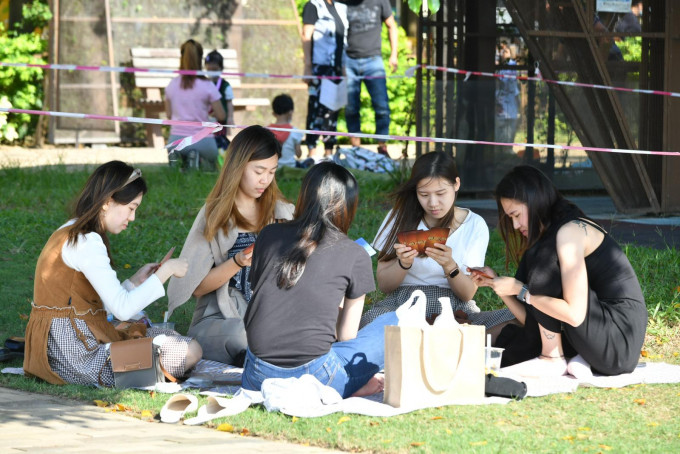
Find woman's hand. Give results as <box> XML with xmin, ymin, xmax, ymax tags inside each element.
<box><xmin>468</xmin><ymin>266</ymin><xmax>498</xmax><ymax>286</ymax></box>
<box><xmin>155</xmin><ymin>258</ymin><xmax>189</xmax><ymax>284</ymax></box>
<box><xmin>425</xmin><ymin>242</ymin><xmax>456</xmax><ymax>272</ymax></box>
<box><xmin>129</xmin><ymin>263</ymin><xmax>158</xmax><ymax>287</ymax></box>
<box><xmin>394</xmin><ymin>242</ymin><xmax>417</xmax><ymax>268</ymax></box>
<box><xmin>235</xmin><ymin>249</ymin><xmax>254</xmax><ymax>268</ymax></box>
<box><xmin>476</xmin><ymin>275</ymin><xmax>523</xmax><ymax>298</ymax></box>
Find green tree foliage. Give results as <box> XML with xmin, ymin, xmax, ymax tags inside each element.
<box><xmin>0</xmin><ymin>1</ymin><xmax>51</xmax><ymax>143</ymax></box>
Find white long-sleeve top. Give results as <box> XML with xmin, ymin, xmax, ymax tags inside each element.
<box><xmin>59</xmin><ymin>221</ymin><xmax>164</xmax><ymax>321</ymax></box>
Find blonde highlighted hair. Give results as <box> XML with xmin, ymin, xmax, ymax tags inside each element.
<box><xmin>203</xmin><ymin>125</ymin><xmax>284</xmax><ymax>240</ymax></box>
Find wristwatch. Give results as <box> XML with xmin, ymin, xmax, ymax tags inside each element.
<box><xmin>517</xmin><ymin>285</ymin><xmax>529</xmax><ymax>303</ymax></box>
<box><xmin>447</xmin><ymin>267</ymin><xmax>460</xmax><ymax>279</ymax></box>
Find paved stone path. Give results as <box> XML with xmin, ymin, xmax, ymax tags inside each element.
<box><xmin>0</xmin><ymin>387</ymin><xmax>342</xmax><ymax>454</ymax></box>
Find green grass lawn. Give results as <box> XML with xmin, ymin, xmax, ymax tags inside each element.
<box><xmin>1</xmin><ymin>163</ymin><xmax>679</xmax><ymax>453</ymax></box>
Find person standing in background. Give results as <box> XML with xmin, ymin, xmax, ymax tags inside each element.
<box><xmin>614</xmin><ymin>1</ymin><xmax>643</xmax><ymax>34</ymax></box>
<box><xmin>344</xmin><ymin>0</ymin><xmax>398</xmax><ymax>156</ymax></box>
<box><xmin>301</xmin><ymin>0</ymin><xmax>348</xmax><ymax>158</ymax></box>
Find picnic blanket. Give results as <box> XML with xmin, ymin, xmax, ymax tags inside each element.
<box><xmin>332</xmin><ymin>146</ymin><xmax>396</xmax><ymax>173</ymax></box>
<box><xmin>4</xmin><ymin>360</ymin><xmax>680</xmax><ymax>420</ymax></box>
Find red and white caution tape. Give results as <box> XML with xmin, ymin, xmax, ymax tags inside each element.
<box><xmin>3</xmin><ymin>60</ymin><xmax>680</xmax><ymax>98</ymax></box>
<box><xmin>415</xmin><ymin>65</ymin><xmax>680</xmax><ymax>99</ymax></box>
<box><xmin>2</xmin><ymin>107</ymin><xmax>678</xmax><ymax>157</ymax></box>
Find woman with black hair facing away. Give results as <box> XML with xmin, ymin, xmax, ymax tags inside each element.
<box><xmin>242</xmin><ymin>162</ymin><xmax>396</xmax><ymax>397</ymax></box>
<box><xmin>472</xmin><ymin>165</ymin><xmax>647</xmax><ymax>377</ymax></box>
<box><xmin>167</xmin><ymin>126</ymin><xmax>294</xmax><ymax>366</ymax></box>
<box><xmin>165</xmin><ymin>39</ymin><xmax>226</xmax><ymax>170</ymax></box>
<box><xmin>23</xmin><ymin>161</ymin><xmax>202</xmax><ymax>386</ymax></box>
<box><xmin>360</xmin><ymin>152</ymin><xmax>515</xmax><ymax>334</ymax></box>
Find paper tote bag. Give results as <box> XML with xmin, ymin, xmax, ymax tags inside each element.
<box><xmin>383</xmin><ymin>324</ymin><xmax>485</xmax><ymax>408</ymax></box>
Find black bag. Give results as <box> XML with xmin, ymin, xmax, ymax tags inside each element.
<box><xmin>484</xmin><ymin>374</ymin><xmax>528</xmax><ymax>400</ymax></box>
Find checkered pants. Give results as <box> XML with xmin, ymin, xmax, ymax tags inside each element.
<box><xmin>359</xmin><ymin>285</ymin><xmax>515</xmax><ymax>330</ymax></box>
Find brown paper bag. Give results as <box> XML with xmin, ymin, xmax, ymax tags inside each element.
<box><xmin>383</xmin><ymin>324</ymin><xmax>485</xmax><ymax>408</ymax></box>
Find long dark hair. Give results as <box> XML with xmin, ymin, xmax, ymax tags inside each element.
<box><xmin>377</xmin><ymin>151</ymin><xmax>460</xmax><ymax>261</ymax></box>
<box><xmin>276</xmin><ymin>162</ymin><xmax>359</xmax><ymax>289</ymax></box>
<box><xmin>495</xmin><ymin>165</ymin><xmax>582</xmax><ymax>266</ymax></box>
<box><xmin>204</xmin><ymin>125</ymin><xmax>283</xmax><ymax>240</ymax></box>
<box><xmin>68</xmin><ymin>161</ymin><xmax>147</xmax><ymax>258</ymax></box>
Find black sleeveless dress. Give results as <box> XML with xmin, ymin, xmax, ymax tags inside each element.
<box><xmin>513</xmin><ymin>206</ymin><xmax>647</xmax><ymax>375</ymax></box>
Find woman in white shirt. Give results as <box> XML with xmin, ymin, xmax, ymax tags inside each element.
<box><xmin>359</xmin><ymin>152</ymin><xmax>515</xmax><ymax>334</ymax></box>
<box><xmin>23</xmin><ymin>161</ymin><xmax>201</xmax><ymax>386</ymax></box>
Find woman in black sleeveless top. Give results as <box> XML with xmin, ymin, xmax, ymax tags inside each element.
<box><xmin>471</xmin><ymin>166</ymin><xmax>647</xmax><ymax>377</ymax></box>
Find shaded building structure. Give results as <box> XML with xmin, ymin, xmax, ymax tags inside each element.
<box><xmin>413</xmin><ymin>0</ymin><xmax>680</xmax><ymax>214</ymax></box>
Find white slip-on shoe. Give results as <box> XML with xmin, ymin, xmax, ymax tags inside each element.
<box><xmin>183</xmin><ymin>393</ymin><xmax>252</xmax><ymax>425</ymax></box>
<box><xmin>160</xmin><ymin>393</ymin><xmax>198</xmax><ymax>424</ymax></box>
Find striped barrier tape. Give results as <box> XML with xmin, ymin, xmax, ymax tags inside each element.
<box><xmin>2</xmin><ymin>60</ymin><xmax>680</xmax><ymax>98</ymax></box>
<box><xmin>2</xmin><ymin>106</ymin><xmax>679</xmax><ymax>157</ymax></box>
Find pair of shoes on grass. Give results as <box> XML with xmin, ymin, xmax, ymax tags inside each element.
<box><xmin>0</xmin><ymin>337</ymin><xmax>24</xmax><ymax>362</ymax></box>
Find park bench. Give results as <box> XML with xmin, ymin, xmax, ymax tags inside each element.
<box><xmin>130</xmin><ymin>47</ymin><xmax>270</xmax><ymax>148</ymax></box>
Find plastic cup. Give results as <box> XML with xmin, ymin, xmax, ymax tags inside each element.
<box><xmin>152</xmin><ymin>322</ymin><xmax>176</xmax><ymax>331</ymax></box>
<box><xmin>485</xmin><ymin>347</ymin><xmax>505</xmax><ymax>373</ymax></box>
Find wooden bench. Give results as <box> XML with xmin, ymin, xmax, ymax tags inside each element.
<box><xmin>130</xmin><ymin>47</ymin><xmax>270</xmax><ymax>148</ymax></box>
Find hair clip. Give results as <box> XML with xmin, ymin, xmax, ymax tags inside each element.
<box><xmin>125</xmin><ymin>168</ymin><xmax>142</xmax><ymax>186</ymax></box>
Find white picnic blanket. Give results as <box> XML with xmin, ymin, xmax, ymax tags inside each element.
<box><xmin>4</xmin><ymin>360</ymin><xmax>679</xmax><ymax>421</ymax></box>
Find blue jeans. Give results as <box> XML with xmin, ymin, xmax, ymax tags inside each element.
<box><xmin>345</xmin><ymin>55</ymin><xmax>391</xmax><ymax>137</ymax></box>
<box><xmin>242</xmin><ymin>312</ymin><xmax>397</xmax><ymax>398</ymax></box>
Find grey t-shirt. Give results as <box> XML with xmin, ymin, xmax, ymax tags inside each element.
<box><xmin>245</xmin><ymin>223</ymin><xmax>375</xmax><ymax>367</ymax></box>
<box><xmin>345</xmin><ymin>0</ymin><xmax>392</xmax><ymax>59</ymax></box>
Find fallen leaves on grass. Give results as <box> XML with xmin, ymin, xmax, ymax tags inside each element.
<box><xmin>633</xmin><ymin>398</ymin><xmax>646</xmax><ymax>405</ymax></box>
<box><xmin>216</xmin><ymin>423</ymin><xmax>234</xmax><ymax>432</ymax></box>
<box><xmin>18</xmin><ymin>313</ymin><xmax>29</xmax><ymax>320</ymax></box>
<box><xmin>410</xmin><ymin>442</ymin><xmax>425</xmax><ymax>447</ymax></box>
<box><xmin>93</xmin><ymin>399</ymin><xmax>109</xmax><ymax>407</ymax></box>
<box><xmin>124</xmin><ymin>264</ymin><xmax>131</xmax><ymax>269</ymax></box>
<box><xmin>469</xmin><ymin>441</ymin><xmax>488</xmax><ymax>446</ymax></box>
<box><xmin>599</xmin><ymin>444</ymin><xmax>613</xmax><ymax>451</ymax></box>
<box><xmin>291</xmin><ymin>416</ymin><xmax>298</xmax><ymax>423</ymax></box>
<box><xmin>337</xmin><ymin>416</ymin><xmax>351</xmax><ymax>425</ymax></box>
<box><xmin>641</xmin><ymin>350</ymin><xmax>649</xmax><ymax>357</ymax></box>
<box><xmin>240</xmin><ymin>428</ymin><xmax>250</xmax><ymax>436</ymax></box>
<box><xmin>140</xmin><ymin>410</ymin><xmax>153</xmax><ymax>419</ymax></box>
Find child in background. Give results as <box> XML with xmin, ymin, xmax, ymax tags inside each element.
<box><xmin>268</xmin><ymin>94</ymin><xmax>314</xmax><ymax>168</ymax></box>
<box><xmin>205</xmin><ymin>50</ymin><xmax>235</xmax><ymax>150</ymax></box>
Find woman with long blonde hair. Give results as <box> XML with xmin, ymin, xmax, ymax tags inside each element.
<box><xmin>167</xmin><ymin>125</ymin><xmax>294</xmax><ymax>366</ymax></box>
<box><xmin>164</xmin><ymin>39</ymin><xmax>226</xmax><ymax>170</ymax></box>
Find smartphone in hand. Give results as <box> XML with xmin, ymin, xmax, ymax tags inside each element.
<box><xmin>152</xmin><ymin>246</ymin><xmax>175</xmax><ymax>272</ymax></box>
<box><xmin>467</xmin><ymin>266</ymin><xmax>493</xmax><ymax>279</ymax></box>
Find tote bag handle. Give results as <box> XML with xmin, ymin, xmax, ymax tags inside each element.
<box><xmin>421</xmin><ymin>297</ymin><xmax>464</xmax><ymax>392</ymax></box>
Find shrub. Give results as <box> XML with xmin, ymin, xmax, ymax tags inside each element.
<box><xmin>0</xmin><ymin>1</ymin><xmax>51</xmax><ymax>144</ymax></box>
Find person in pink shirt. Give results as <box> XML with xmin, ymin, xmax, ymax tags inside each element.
<box><xmin>165</xmin><ymin>39</ymin><xmax>226</xmax><ymax>170</ymax></box>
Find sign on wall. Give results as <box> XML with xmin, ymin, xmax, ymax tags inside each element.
<box><xmin>596</xmin><ymin>0</ymin><xmax>631</xmax><ymax>13</ymax></box>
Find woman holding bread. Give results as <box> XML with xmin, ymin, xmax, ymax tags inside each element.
<box><xmin>360</xmin><ymin>152</ymin><xmax>514</xmax><ymax>333</ymax></box>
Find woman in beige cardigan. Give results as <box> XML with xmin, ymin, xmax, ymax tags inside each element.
<box><xmin>167</xmin><ymin>126</ymin><xmax>294</xmax><ymax>366</ymax></box>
